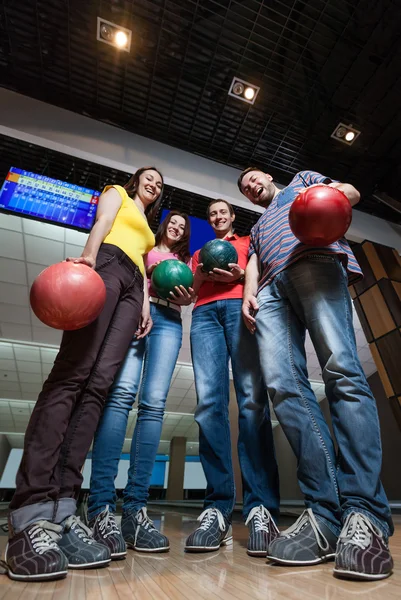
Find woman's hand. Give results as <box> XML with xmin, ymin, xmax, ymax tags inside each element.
<box><xmin>208</xmin><ymin>263</ymin><xmax>243</xmax><ymax>283</ymax></box>
<box><xmin>135</xmin><ymin>307</ymin><xmax>153</xmax><ymax>339</ymax></box>
<box><xmin>169</xmin><ymin>286</ymin><xmax>197</xmax><ymax>305</ymax></box>
<box><xmin>146</xmin><ymin>261</ymin><xmax>161</xmax><ymax>276</ymax></box>
<box><xmin>66</xmin><ymin>255</ymin><xmax>96</xmax><ymax>269</ymax></box>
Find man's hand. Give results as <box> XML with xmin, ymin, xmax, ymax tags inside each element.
<box><xmin>135</xmin><ymin>308</ymin><xmax>153</xmax><ymax>339</ymax></box>
<box><xmin>242</xmin><ymin>294</ymin><xmax>259</xmax><ymax>334</ymax></box>
<box><xmin>66</xmin><ymin>255</ymin><xmax>96</xmax><ymax>269</ymax></box>
<box><xmin>194</xmin><ymin>263</ymin><xmax>210</xmax><ymax>281</ymax></box>
<box><xmin>208</xmin><ymin>263</ymin><xmax>244</xmax><ymax>283</ymax></box>
<box><xmin>169</xmin><ymin>286</ymin><xmax>197</xmax><ymax>305</ymax></box>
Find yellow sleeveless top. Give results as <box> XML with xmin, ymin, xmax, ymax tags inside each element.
<box><xmin>102</xmin><ymin>185</ymin><xmax>155</xmax><ymax>276</ymax></box>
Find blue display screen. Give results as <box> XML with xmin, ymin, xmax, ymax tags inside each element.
<box><xmin>0</xmin><ymin>167</ymin><xmax>100</xmax><ymax>231</ymax></box>
<box><xmin>160</xmin><ymin>209</ymin><xmax>214</xmax><ymax>255</ymax></box>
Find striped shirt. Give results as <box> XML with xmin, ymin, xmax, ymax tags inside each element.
<box><xmin>249</xmin><ymin>170</ymin><xmax>363</xmax><ymax>292</ymax></box>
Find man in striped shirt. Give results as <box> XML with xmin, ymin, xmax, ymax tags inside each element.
<box><xmin>238</xmin><ymin>168</ymin><xmax>393</xmax><ymax>581</ymax></box>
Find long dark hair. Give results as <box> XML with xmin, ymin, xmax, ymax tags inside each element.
<box><xmin>124</xmin><ymin>166</ymin><xmax>164</xmax><ymax>225</ymax></box>
<box><xmin>155</xmin><ymin>210</ymin><xmax>191</xmax><ymax>264</ymax></box>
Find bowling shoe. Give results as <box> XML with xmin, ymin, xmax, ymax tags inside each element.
<box><xmin>185</xmin><ymin>507</ymin><xmax>232</xmax><ymax>552</ymax></box>
<box><xmin>245</xmin><ymin>505</ymin><xmax>280</xmax><ymax>556</ymax></box>
<box><xmin>267</xmin><ymin>508</ymin><xmax>337</xmax><ymax>565</ymax></box>
<box><xmin>334</xmin><ymin>512</ymin><xmax>393</xmax><ymax>580</ymax></box>
<box><xmin>89</xmin><ymin>505</ymin><xmax>127</xmax><ymax>559</ymax></box>
<box><xmin>58</xmin><ymin>515</ymin><xmax>111</xmax><ymax>568</ymax></box>
<box><xmin>121</xmin><ymin>506</ymin><xmax>170</xmax><ymax>552</ymax></box>
<box><xmin>5</xmin><ymin>520</ymin><xmax>68</xmax><ymax>581</ymax></box>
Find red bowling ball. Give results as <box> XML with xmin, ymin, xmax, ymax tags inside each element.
<box><xmin>289</xmin><ymin>185</ymin><xmax>352</xmax><ymax>246</ymax></box>
<box><xmin>30</xmin><ymin>262</ymin><xmax>107</xmax><ymax>330</ymax></box>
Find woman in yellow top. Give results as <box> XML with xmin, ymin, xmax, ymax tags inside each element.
<box><xmin>5</xmin><ymin>167</ymin><xmax>163</xmax><ymax>582</ymax></box>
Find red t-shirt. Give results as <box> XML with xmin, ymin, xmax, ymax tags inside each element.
<box><xmin>192</xmin><ymin>234</ymin><xmax>250</xmax><ymax>309</ymax></box>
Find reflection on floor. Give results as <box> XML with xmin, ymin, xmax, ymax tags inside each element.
<box><xmin>0</xmin><ymin>507</ymin><xmax>400</xmax><ymax>599</ymax></box>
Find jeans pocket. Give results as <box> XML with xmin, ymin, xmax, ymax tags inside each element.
<box><xmin>306</xmin><ymin>253</ymin><xmax>338</xmax><ymax>263</ymax></box>
<box><xmin>95</xmin><ymin>253</ymin><xmax>116</xmax><ymax>272</ymax></box>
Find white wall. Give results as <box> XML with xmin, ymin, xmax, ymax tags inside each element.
<box><xmin>1</xmin><ymin>88</ymin><xmax>401</xmax><ymax>252</ymax></box>
<box><xmin>0</xmin><ymin>449</ymin><xmax>206</xmax><ymax>490</ymax></box>
<box><xmin>0</xmin><ymin>434</ymin><xmax>11</xmax><ymax>478</ymax></box>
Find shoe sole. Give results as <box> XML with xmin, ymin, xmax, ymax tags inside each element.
<box><xmin>266</xmin><ymin>552</ymin><xmax>336</xmax><ymax>566</ymax></box>
<box><xmin>247</xmin><ymin>549</ymin><xmax>267</xmax><ymax>557</ymax></box>
<box><xmin>185</xmin><ymin>535</ymin><xmax>233</xmax><ymax>553</ymax></box>
<box><xmin>7</xmin><ymin>568</ymin><xmax>68</xmax><ymax>582</ymax></box>
<box><xmin>68</xmin><ymin>558</ymin><xmax>111</xmax><ymax>569</ymax></box>
<box><xmin>126</xmin><ymin>542</ymin><xmax>170</xmax><ymax>553</ymax></box>
<box><xmin>111</xmin><ymin>551</ymin><xmax>127</xmax><ymax>559</ymax></box>
<box><xmin>333</xmin><ymin>567</ymin><xmax>392</xmax><ymax>581</ymax></box>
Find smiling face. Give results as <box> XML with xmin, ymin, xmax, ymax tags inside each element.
<box><xmin>164</xmin><ymin>213</ymin><xmax>186</xmax><ymax>245</ymax></box>
<box><xmin>240</xmin><ymin>170</ymin><xmax>277</xmax><ymax>207</ymax></box>
<box><xmin>207</xmin><ymin>201</ymin><xmax>235</xmax><ymax>237</ymax></box>
<box><xmin>136</xmin><ymin>169</ymin><xmax>163</xmax><ymax>207</ymax></box>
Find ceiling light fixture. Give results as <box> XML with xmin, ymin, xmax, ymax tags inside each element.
<box><xmin>244</xmin><ymin>86</ymin><xmax>255</xmax><ymax>100</ymax></box>
<box><xmin>97</xmin><ymin>17</ymin><xmax>132</xmax><ymax>52</ymax></box>
<box><xmin>228</xmin><ymin>77</ymin><xmax>259</xmax><ymax>105</ymax></box>
<box><xmin>331</xmin><ymin>122</ymin><xmax>361</xmax><ymax>146</ymax></box>
<box><xmin>114</xmin><ymin>30</ymin><xmax>129</xmax><ymax>48</ymax></box>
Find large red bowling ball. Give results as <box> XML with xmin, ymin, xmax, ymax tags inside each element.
<box><xmin>30</xmin><ymin>262</ymin><xmax>107</xmax><ymax>330</ymax></box>
<box><xmin>289</xmin><ymin>185</ymin><xmax>352</xmax><ymax>246</ymax></box>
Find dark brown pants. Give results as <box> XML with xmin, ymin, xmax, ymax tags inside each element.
<box><xmin>9</xmin><ymin>244</ymin><xmax>143</xmax><ymax>530</ymax></box>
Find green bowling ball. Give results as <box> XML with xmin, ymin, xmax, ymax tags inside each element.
<box><xmin>151</xmin><ymin>259</ymin><xmax>193</xmax><ymax>301</ymax></box>
<box><xmin>199</xmin><ymin>239</ymin><xmax>238</xmax><ymax>273</ymax></box>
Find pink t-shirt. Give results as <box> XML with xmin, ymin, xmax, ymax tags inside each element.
<box><xmin>145</xmin><ymin>248</ymin><xmax>180</xmax><ymax>300</ymax></box>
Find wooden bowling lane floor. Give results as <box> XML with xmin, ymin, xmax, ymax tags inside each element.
<box><xmin>0</xmin><ymin>510</ymin><xmax>400</xmax><ymax>600</ymax></box>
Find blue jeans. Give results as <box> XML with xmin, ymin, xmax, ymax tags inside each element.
<box><xmin>191</xmin><ymin>299</ymin><xmax>280</xmax><ymax>520</ymax></box>
<box><xmin>255</xmin><ymin>254</ymin><xmax>393</xmax><ymax>537</ymax></box>
<box><xmin>88</xmin><ymin>303</ymin><xmax>182</xmax><ymax>519</ymax></box>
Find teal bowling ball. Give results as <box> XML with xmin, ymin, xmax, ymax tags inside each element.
<box><xmin>151</xmin><ymin>259</ymin><xmax>193</xmax><ymax>301</ymax></box>
<box><xmin>199</xmin><ymin>239</ymin><xmax>238</xmax><ymax>273</ymax></box>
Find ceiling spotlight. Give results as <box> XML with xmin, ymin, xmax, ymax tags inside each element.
<box><xmin>228</xmin><ymin>77</ymin><xmax>260</xmax><ymax>105</ymax></box>
<box><xmin>345</xmin><ymin>131</ymin><xmax>355</xmax><ymax>142</ymax></box>
<box><xmin>331</xmin><ymin>122</ymin><xmax>361</xmax><ymax>146</ymax></box>
<box><xmin>100</xmin><ymin>23</ymin><xmax>113</xmax><ymax>42</ymax></box>
<box><xmin>232</xmin><ymin>81</ymin><xmax>244</xmax><ymax>96</ymax></box>
<box><xmin>115</xmin><ymin>30</ymin><xmax>129</xmax><ymax>48</ymax></box>
<box><xmin>97</xmin><ymin>17</ymin><xmax>132</xmax><ymax>52</ymax></box>
<box><xmin>244</xmin><ymin>86</ymin><xmax>255</xmax><ymax>100</ymax></box>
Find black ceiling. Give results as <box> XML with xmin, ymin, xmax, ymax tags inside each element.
<box><xmin>1</xmin><ymin>0</ymin><xmax>401</xmax><ymax>224</ymax></box>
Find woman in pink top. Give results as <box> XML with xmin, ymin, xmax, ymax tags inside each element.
<box><xmin>88</xmin><ymin>211</ymin><xmax>193</xmax><ymax>555</ymax></box>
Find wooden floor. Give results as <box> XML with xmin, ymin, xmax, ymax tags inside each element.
<box><xmin>0</xmin><ymin>509</ymin><xmax>400</xmax><ymax>600</ymax></box>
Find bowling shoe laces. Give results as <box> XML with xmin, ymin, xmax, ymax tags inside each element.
<box><xmin>266</xmin><ymin>508</ymin><xmax>337</xmax><ymax>565</ymax></box>
<box><xmin>334</xmin><ymin>512</ymin><xmax>393</xmax><ymax>581</ymax></box>
<box><xmin>5</xmin><ymin>520</ymin><xmax>68</xmax><ymax>581</ymax></box>
<box><xmin>90</xmin><ymin>505</ymin><xmax>127</xmax><ymax>559</ymax></box>
<box><xmin>185</xmin><ymin>508</ymin><xmax>233</xmax><ymax>552</ymax></box>
<box><xmin>121</xmin><ymin>507</ymin><xmax>170</xmax><ymax>552</ymax></box>
<box><xmin>58</xmin><ymin>515</ymin><xmax>111</xmax><ymax>568</ymax></box>
<box><xmin>245</xmin><ymin>505</ymin><xmax>280</xmax><ymax>556</ymax></box>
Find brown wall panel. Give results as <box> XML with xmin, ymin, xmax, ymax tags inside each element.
<box><xmin>369</xmin><ymin>343</ymin><xmax>394</xmax><ymax>398</ymax></box>
<box><xmin>352</xmin><ymin>298</ymin><xmax>374</xmax><ymax>343</ymax></box>
<box><xmin>363</xmin><ymin>242</ymin><xmax>387</xmax><ymax>281</ymax></box>
<box><xmin>359</xmin><ymin>285</ymin><xmax>395</xmax><ymax>338</ymax></box>
<box><xmin>390</xmin><ymin>397</ymin><xmax>401</xmax><ymax>431</ymax></box>
<box><xmin>393</xmin><ymin>281</ymin><xmax>401</xmax><ymax>303</ymax></box>
<box><xmin>378</xmin><ymin>279</ymin><xmax>401</xmax><ymax>327</ymax></box>
<box><xmin>375</xmin><ymin>244</ymin><xmax>401</xmax><ymax>282</ymax></box>
<box><xmin>353</xmin><ymin>244</ymin><xmax>376</xmax><ymax>294</ymax></box>
<box><xmin>376</xmin><ymin>329</ymin><xmax>401</xmax><ymax>395</ymax></box>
